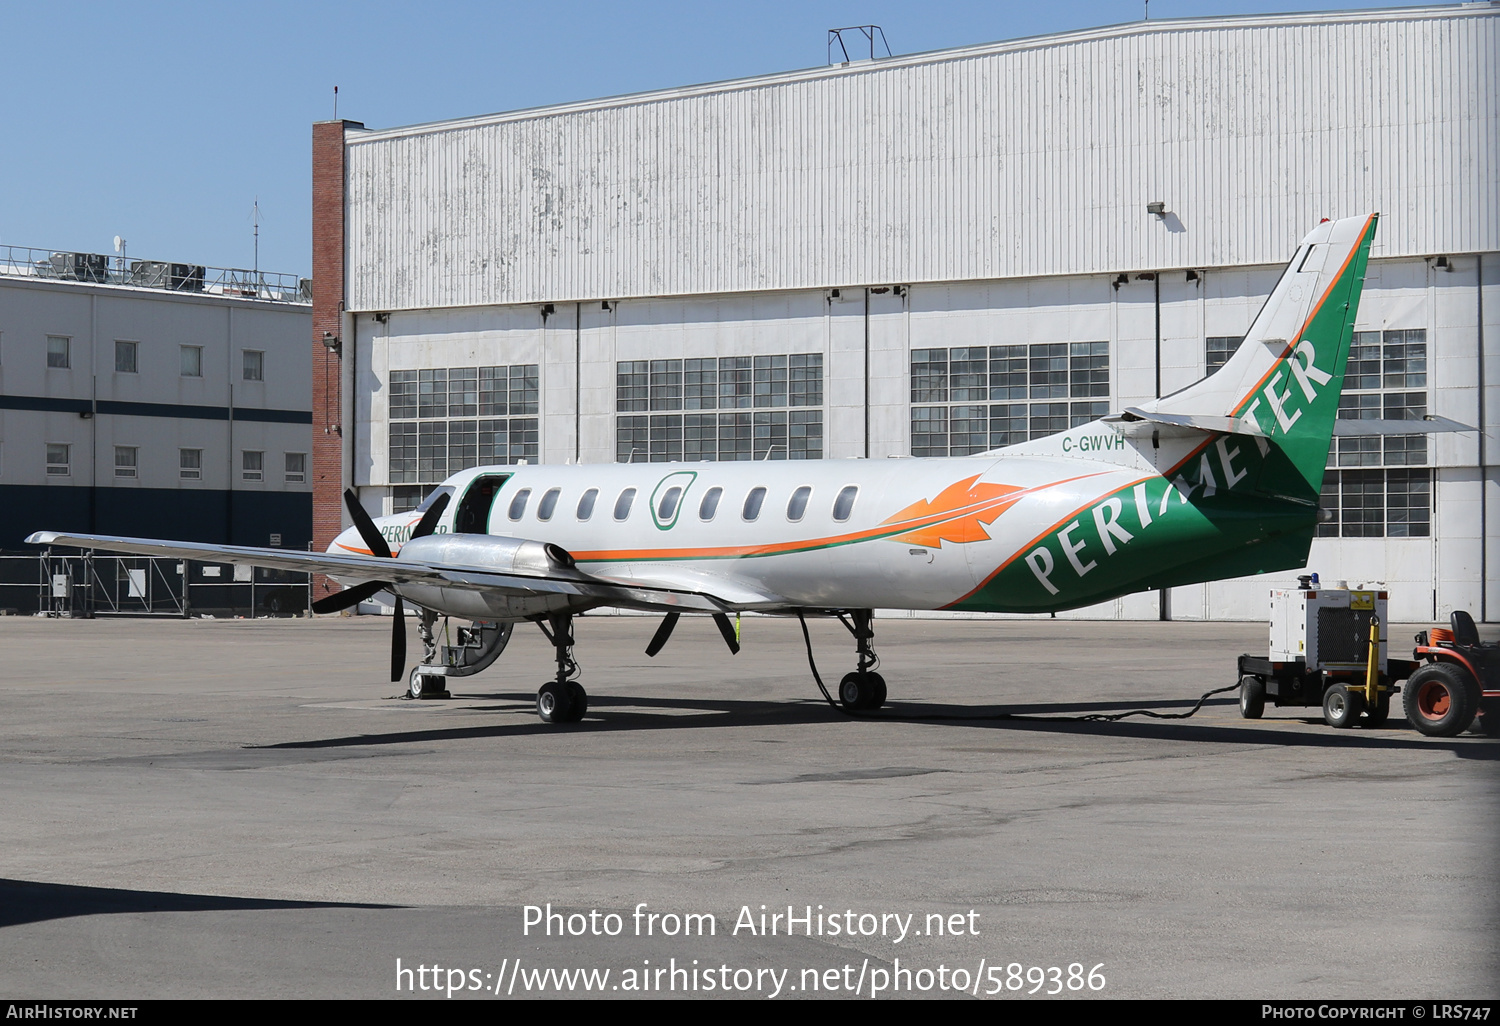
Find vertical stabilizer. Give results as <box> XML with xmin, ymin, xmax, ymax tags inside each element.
<box><xmin>1147</xmin><ymin>213</ymin><xmax>1378</xmax><ymax>498</ymax></box>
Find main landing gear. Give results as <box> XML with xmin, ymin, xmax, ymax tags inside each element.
<box><xmin>534</xmin><ymin>612</ymin><xmax>587</xmax><ymax>724</ymax></box>
<box><xmin>836</xmin><ymin>609</ymin><xmax>886</xmax><ymax>712</ymax></box>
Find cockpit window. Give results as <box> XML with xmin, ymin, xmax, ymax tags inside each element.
<box><xmin>614</xmin><ymin>487</ymin><xmax>636</xmax><ymax>521</ymax></box>
<box><xmin>508</xmin><ymin>488</ymin><xmax>531</xmax><ymax>521</ymax></box>
<box><xmin>833</xmin><ymin>485</ymin><xmax>858</xmax><ymax>522</ymax></box>
<box><xmin>577</xmin><ymin>488</ymin><xmax>598</xmax><ymax>520</ymax></box>
<box><xmin>537</xmin><ymin>487</ymin><xmax>561</xmax><ymax>521</ymax></box>
<box><xmin>699</xmin><ymin>486</ymin><xmax>722</xmax><ymax>521</ymax></box>
<box><xmin>742</xmin><ymin>486</ymin><xmax>766</xmax><ymax>522</ymax></box>
<box><xmin>414</xmin><ymin>485</ymin><xmax>455</xmax><ymax>514</ymax></box>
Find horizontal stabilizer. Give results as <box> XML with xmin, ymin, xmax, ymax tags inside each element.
<box><xmin>1331</xmin><ymin>415</ymin><xmax>1474</xmax><ymax>436</ymax></box>
<box><xmin>1114</xmin><ymin>407</ymin><xmax>1267</xmax><ymax>437</ymax></box>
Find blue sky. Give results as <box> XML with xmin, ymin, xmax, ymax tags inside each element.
<box><xmin>0</xmin><ymin>1</ymin><xmax>1437</xmax><ymax>278</ymax></box>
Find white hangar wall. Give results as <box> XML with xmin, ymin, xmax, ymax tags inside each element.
<box><xmin>344</xmin><ymin>6</ymin><xmax>1498</xmax><ymax>311</ymax></box>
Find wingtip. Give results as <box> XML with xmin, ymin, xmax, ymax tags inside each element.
<box><xmin>25</xmin><ymin>531</ymin><xmax>58</xmax><ymax>545</ymax></box>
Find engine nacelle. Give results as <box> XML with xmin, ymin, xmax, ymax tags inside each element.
<box><xmin>392</xmin><ymin>533</ymin><xmax>587</xmax><ymax>621</ymax></box>
<box><xmin>397</xmin><ymin>533</ymin><xmax>575</xmax><ymax>575</ymax></box>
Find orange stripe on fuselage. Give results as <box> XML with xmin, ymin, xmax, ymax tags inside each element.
<box><xmin>570</xmin><ymin>472</ymin><xmax>1107</xmax><ymax>563</ymax></box>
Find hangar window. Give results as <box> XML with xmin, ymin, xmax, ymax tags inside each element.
<box><xmin>114</xmin><ymin>446</ymin><xmax>137</xmax><ymax>479</ymax></box>
<box><xmin>615</xmin><ymin>355</ymin><xmax>823</xmax><ymax>462</ymax></box>
<box><xmin>180</xmin><ymin>345</ymin><xmax>202</xmax><ymax>377</ymax></box>
<box><xmin>47</xmin><ymin>336</ymin><xmax>70</xmax><ymax>369</ymax></box>
<box><xmin>115</xmin><ymin>340</ymin><xmax>138</xmax><ymax>374</ymax></box>
<box><xmin>242</xmin><ymin>450</ymin><xmax>263</xmax><ymax>482</ymax></box>
<box><xmin>508</xmin><ymin>488</ymin><xmax>532</xmax><ymax>520</ymax></box>
<box><xmin>285</xmin><ymin>453</ymin><xmax>306</xmax><ymax>484</ymax></box>
<box><xmin>242</xmin><ymin>350</ymin><xmax>263</xmax><ymax>382</ymax></box>
<box><xmin>179</xmin><ymin>448</ymin><xmax>202</xmax><ymax>481</ymax></box>
<box><xmin>388</xmin><ymin>363</ymin><xmax>540</xmax><ymax>484</ymax></box>
<box><xmin>46</xmin><ymin>443</ymin><xmax>70</xmax><ymax>476</ymax></box>
<box><xmin>910</xmin><ymin>342</ymin><xmax>1110</xmax><ymax>456</ymax></box>
<box><xmin>1318</xmin><ymin>329</ymin><xmax>1430</xmax><ymax>538</ymax></box>
<box><xmin>1205</xmin><ymin>336</ymin><xmax>1240</xmax><ymax>373</ymax></box>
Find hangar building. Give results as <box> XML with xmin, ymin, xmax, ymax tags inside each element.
<box><xmin>311</xmin><ymin>4</ymin><xmax>1499</xmax><ymax>622</ymax></box>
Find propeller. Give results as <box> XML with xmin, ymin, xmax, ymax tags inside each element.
<box><xmin>645</xmin><ymin>611</ymin><xmax>740</xmax><ymax>657</ymax></box>
<box><xmin>311</xmin><ymin>488</ymin><xmax>451</xmax><ymax>681</ymax></box>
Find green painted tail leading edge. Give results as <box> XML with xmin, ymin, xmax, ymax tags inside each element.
<box><xmin>954</xmin><ymin>215</ymin><xmax>1379</xmax><ymax>613</ymax></box>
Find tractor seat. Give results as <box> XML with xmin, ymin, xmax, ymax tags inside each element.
<box><xmin>1450</xmin><ymin>610</ymin><xmax>1482</xmax><ymax>648</ymax></box>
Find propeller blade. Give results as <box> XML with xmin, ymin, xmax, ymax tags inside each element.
<box><xmin>410</xmin><ymin>491</ymin><xmax>452</xmax><ymax>540</ymax></box>
<box><xmin>712</xmin><ymin>612</ymin><xmax>741</xmax><ymax>656</ymax></box>
<box><xmin>343</xmin><ymin>488</ymin><xmax>392</xmax><ymax>559</ymax></box>
<box><xmin>645</xmin><ymin>611</ymin><xmax>680</xmax><ymax>657</ymax></box>
<box><xmin>391</xmin><ymin>596</ymin><xmax>406</xmax><ymax>683</ymax></box>
<box><xmin>311</xmin><ymin>579</ymin><xmax>388</xmax><ymax>615</ymax></box>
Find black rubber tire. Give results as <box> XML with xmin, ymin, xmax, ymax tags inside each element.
<box><xmin>1323</xmin><ymin>684</ymin><xmax>1364</xmax><ymax>729</ymax></box>
<box><xmin>1362</xmin><ymin>690</ymin><xmax>1391</xmax><ymax>728</ymax></box>
<box><xmin>565</xmin><ymin>681</ymin><xmax>589</xmax><ymax>722</ymax></box>
<box><xmin>1239</xmin><ymin>675</ymin><xmax>1266</xmax><ymax>719</ymax></box>
<box><xmin>838</xmin><ymin>671</ymin><xmax>883</xmax><ymax>712</ymax></box>
<box><xmin>536</xmin><ymin>680</ymin><xmax>574</xmax><ymax>724</ymax></box>
<box><xmin>1403</xmin><ymin>662</ymin><xmax>1481</xmax><ymax>738</ymax></box>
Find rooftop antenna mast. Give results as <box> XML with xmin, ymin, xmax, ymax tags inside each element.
<box><xmin>252</xmin><ymin>197</ymin><xmax>260</xmax><ymax>279</ymax></box>
<box><xmin>333</xmin><ymin>85</ymin><xmax>338</xmax><ymax>119</ymax></box>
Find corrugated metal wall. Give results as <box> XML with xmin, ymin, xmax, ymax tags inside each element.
<box><xmin>345</xmin><ymin>6</ymin><xmax>1499</xmax><ymax>312</ymax></box>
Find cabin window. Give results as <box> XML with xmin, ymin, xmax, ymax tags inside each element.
<box><xmin>658</xmin><ymin>486</ymin><xmax>682</xmax><ymax>521</ymax></box>
<box><xmin>537</xmin><ymin>487</ymin><xmax>561</xmax><ymax>521</ymax></box>
<box><xmin>787</xmin><ymin>486</ymin><xmax>811</xmax><ymax>522</ymax></box>
<box><xmin>699</xmin><ymin>486</ymin><xmax>722</xmax><ymax>521</ymax></box>
<box><xmin>614</xmin><ymin>488</ymin><xmax>636</xmax><ymax>520</ymax></box>
<box><xmin>508</xmin><ymin>488</ymin><xmax>531</xmax><ymax>520</ymax></box>
<box><xmin>742</xmin><ymin>486</ymin><xmax>766</xmax><ymax>521</ymax></box>
<box><xmin>833</xmin><ymin>485</ymin><xmax>858</xmax><ymax>522</ymax></box>
<box><xmin>577</xmin><ymin>488</ymin><xmax>598</xmax><ymax>520</ymax></box>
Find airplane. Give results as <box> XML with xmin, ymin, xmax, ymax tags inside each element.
<box><xmin>31</xmin><ymin>212</ymin><xmax>1413</xmax><ymax>725</ymax></box>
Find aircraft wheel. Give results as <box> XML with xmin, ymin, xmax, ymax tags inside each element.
<box><xmin>1362</xmin><ymin>690</ymin><xmax>1391</xmax><ymax>728</ymax></box>
<box><xmin>1322</xmin><ymin>684</ymin><xmax>1364</xmax><ymax>729</ymax></box>
<box><xmin>565</xmin><ymin>682</ymin><xmax>589</xmax><ymax>722</ymax></box>
<box><xmin>1403</xmin><ymin>663</ymin><xmax>1480</xmax><ymax>738</ymax></box>
<box><xmin>838</xmin><ymin>671</ymin><xmax>884</xmax><ymax>712</ymax></box>
<box><xmin>1238</xmin><ymin>675</ymin><xmax>1266</xmax><ymax>719</ymax></box>
<box><xmin>536</xmin><ymin>681</ymin><xmax>574</xmax><ymax>724</ymax></box>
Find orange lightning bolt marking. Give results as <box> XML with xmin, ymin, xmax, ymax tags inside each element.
<box><xmin>881</xmin><ymin>475</ymin><xmax>1026</xmax><ymax>547</ymax></box>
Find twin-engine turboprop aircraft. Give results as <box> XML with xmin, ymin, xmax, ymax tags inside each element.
<box><xmin>34</xmin><ymin>213</ymin><xmax>1408</xmax><ymax>723</ymax></box>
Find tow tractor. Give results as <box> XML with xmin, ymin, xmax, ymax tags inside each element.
<box><xmin>1237</xmin><ymin>577</ymin><xmax>1498</xmax><ymax>736</ymax></box>
<box><xmin>1407</xmin><ymin>609</ymin><xmax>1500</xmax><ymax>737</ymax></box>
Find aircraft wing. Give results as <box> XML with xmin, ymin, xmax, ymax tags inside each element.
<box><xmin>24</xmin><ymin>531</ymin><xmax>729</xmax><ymax>614</ymax></box>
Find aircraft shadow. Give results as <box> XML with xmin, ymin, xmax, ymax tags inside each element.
<box><xmin>0</xmin><ymin>878</ymin><xmax>397</xmax><ymax>929</ymax></box>
<box><xmin>259</xmin><ymin>692</ymin><xmax>1497</xmax><ymax>761</ymax></box>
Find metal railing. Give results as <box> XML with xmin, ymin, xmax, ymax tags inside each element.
<box><xmin>0</xmin><ymin>244</ymin><xmax>310</xmax><ymax>305</ymax></box>
<box><xmin>0</xmin><ymin>553</ymin><xmax>310</xmax><ymax>618</ymax></box>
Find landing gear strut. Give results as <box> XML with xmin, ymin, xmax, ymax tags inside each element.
<box><xmin>837</xmin><ymin>609</ymin><xmax>886</xmax><ymax>711</ymax></box>
<box><xmin>535</xmin><ymin>612</ymin><xmax>587</xmax><ymax>724</ymax></box>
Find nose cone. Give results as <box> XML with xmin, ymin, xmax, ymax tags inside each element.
<box><xmin>330</xmin><ymin>524</ymin><xmax>375</xmax><ymax>556</ymax></box>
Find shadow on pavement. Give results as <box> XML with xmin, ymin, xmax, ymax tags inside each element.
<box><xmin>0</xmin><ymin>878</ymin><xmax>397</xmax><ymax>929</ymax></box>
